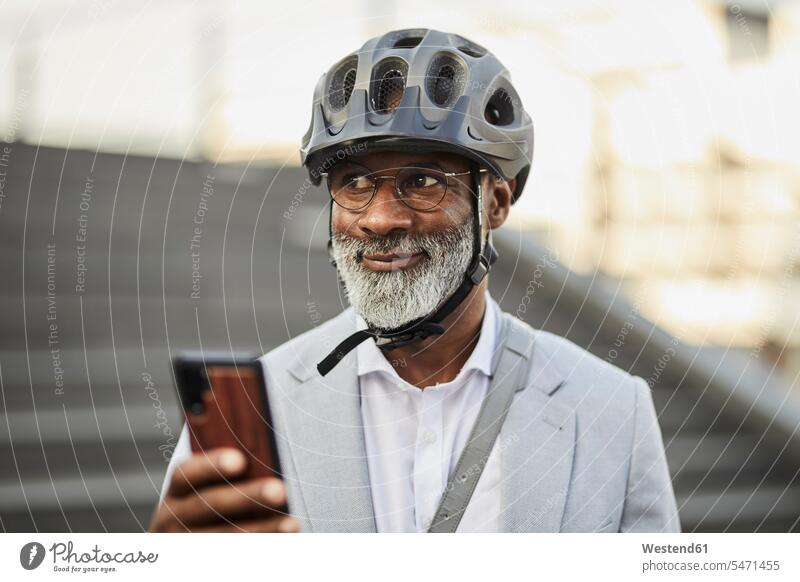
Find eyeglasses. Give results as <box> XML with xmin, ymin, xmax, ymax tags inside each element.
<box><xmin>321</xmin><ymin>164</ymin><xmax>488</xmax><ymax>211</ymax></box>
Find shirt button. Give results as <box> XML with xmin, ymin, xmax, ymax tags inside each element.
<box><xmin>424</xmin><ymin>430</ymin><xmax>437</xmax><ymax>443</ymax></box>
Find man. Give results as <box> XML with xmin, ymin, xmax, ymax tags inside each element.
<box><xmin>150</xmin><ymin>28</ymin><xmax>680</xmax><ymax>533</ymax></box>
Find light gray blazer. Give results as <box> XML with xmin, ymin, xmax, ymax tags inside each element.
<box><xmin>166</xmin><ymin>306</ymin><xmax>681</xmax><ymax>533</ymax></box>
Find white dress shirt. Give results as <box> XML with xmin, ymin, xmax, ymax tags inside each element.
<box><xmin>357</xmin><ymin>292</ymin><xmax>503</xmax><ymax>532</ymax></box>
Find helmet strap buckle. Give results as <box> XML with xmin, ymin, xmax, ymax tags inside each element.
<box><xmin>467</xmin><ymin>254</ymin><xmax>490</xmax><ymax>285</ymax></box>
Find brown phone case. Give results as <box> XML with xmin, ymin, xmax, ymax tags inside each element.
<box><xmin>174</xmin><ymin>354</ymin><xmax>283</xmax><ymax>483</ymax></box>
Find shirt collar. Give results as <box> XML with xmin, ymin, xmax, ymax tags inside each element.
<box><xmin>355</xmin><ymin>291</ymin><xmax>499</xmax><ymax>381</ymax></box>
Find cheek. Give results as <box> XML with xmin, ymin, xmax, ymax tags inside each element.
<box><xmin>433</xmin><ymin>198</ymin><xmax>473</xmax><ymax>228</ymax></box>
<box><xmin>331</xmin><ymin>207</ymin><xmax>358</xmax><ymax>235</ymax></box>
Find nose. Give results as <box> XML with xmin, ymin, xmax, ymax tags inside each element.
<box><xmin>356</xmin><ymin>177</ymin><xmax>414</xmax><ymax>238</ymax></box>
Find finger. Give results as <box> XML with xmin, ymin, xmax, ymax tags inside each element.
<box><xmin>195</xmin><ymin>516</ymin><xmax>301</xmax><ymax>533</ymax></box>
<box><xmin>171</xmin><ymin>477</ymin><xmax>288</xmax><ymax>526</ymax></box>
<box><xmin>167</xmin><ymin>448</ymin><xmax>246</xmax><ymax>498</ymax></box>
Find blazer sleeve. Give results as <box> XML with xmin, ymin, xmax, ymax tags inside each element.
<box><xmin>619</xmin><ymin>376</ymin><xmax>681</xmax><ymax>532</ymax></box>
<box><xmin>157</xmin><ymin>424</ymin><xmax>192</xmax><ymax>502</ymax></box>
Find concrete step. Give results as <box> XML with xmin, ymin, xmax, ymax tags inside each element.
<box><xmin>0</xmin><ymin>348</ymin><xmax>179</xmax><ymax>410</ymax></box>
<box><xmin>0</xmin><ymin>502</ymin><xmax>154</xmax><ymax>533</ymax></box>
<box><xmin>0</xmin><ymin>404</ymin><xmax>179</xmax><ymax>477</ymax></box>
<box><xmin>0</xmin><ymin>469</ymin><xmax>162</xmax><ymax>532</ymax></box>
<box><xmin>651</xmin><ymin>386</ymin><xmax>745</xmax><ymax>434</ymax></box>
<box><xmin>666</xmin><ymin>432</ymin><xmax>799</xmax><ymax>491</ymax></box>
<box><xmin>677</xmin><ymin>483</ymin><xmax>800</xmax><ymax>532</ymax></box>
<box><xmin>0</xmin><ymin>291</ymin><xmax>342</xmax><ymax>351</ymax></box>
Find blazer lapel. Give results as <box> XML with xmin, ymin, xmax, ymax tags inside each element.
<box><xmin>281</xmin><ymin>312</ymin><xmax>377</xmax><ymax>532</ymax></box>
<box><xmin>499</xmin><ymin>339</ymin><xmax>576</xmax><ymax>532</ymax></box>
<box><xmin>276</xmin><ymin>310</ymin><xmax>576</xmax><ymax>533</ymax></box>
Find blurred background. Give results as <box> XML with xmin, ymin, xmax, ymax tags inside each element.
<box><xmin>1</xmin><ymin>0</ymin><xmax>799</xmax><ymax>532</ymax></box>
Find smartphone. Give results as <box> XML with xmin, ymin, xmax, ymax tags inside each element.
<box><xmin>172</xmin><ymin>351</ymin><xmax>284</xmax><ymax>483</ymax></box>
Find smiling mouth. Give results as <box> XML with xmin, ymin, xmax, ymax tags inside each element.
<box><xmin>359</xmin><ymin>249</ymin><xmax>426</xmax><ymax>272</ymax></box>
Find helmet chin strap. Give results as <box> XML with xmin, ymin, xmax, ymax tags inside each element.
<box><xmin>317</xmin><ymin>165</ymin><xmax>498</xmax><ymax>377</ymax></box>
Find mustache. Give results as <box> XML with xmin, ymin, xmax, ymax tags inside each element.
<box><xmin>330</xmin><ymin>222</ymin><xmax>474</xmax><ymax>330</ymax></box>
<box><xmin>332</xmin><ymin>231</ymin><xmax>463</xmax><ymax>262</ymax></box>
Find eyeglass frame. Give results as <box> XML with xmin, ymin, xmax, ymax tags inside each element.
<box><xmin>319</xmin><ymin>164</ymin><xmax>490</xmax><ymax>212</ymax></box>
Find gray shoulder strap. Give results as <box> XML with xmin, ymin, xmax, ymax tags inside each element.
<box><xmin>427</xmin><ymin>313</ymin><xmax>536</xmax><ymax>533</ymax></box>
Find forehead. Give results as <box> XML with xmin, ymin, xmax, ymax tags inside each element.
<box><xmin>337</xmin><ymin>150</ymin><xmax>471</xmax><ymax>172</ymax></box>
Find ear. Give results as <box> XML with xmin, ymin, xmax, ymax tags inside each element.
<box><xmin>484</xmin><ymin>174</ymin><xmax>514</xmax><ymax>230</ymax></box>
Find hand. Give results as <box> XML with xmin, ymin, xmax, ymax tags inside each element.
<box><xmin>149</xmin><ymin>447</ymin><xmax>300</xmax><ymax>532</ymax></box>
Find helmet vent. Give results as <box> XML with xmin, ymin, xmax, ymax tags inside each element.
<box><xmin>484</xmin><ymin>88</ymin><xmax>515</xmax><ymax>126</ymax></box>
<box><xmin>371</xmin><ymin>59</ymin><xmax>408</xmax><ymax>114</ymax></box>
<box><xmin>342</xmin><ymin>69</ymin><xmax>357</xmax><ymax>102</ymax></box>
<box><xmin>432</xmin><ymin>65</ymin><xmax>455</xmax><ymax>105</ymax></box>
<box><xmin>375</xmin><ymin>70</ymin><xmax>405</xmax><ymax>113</ymax></box>
<box><xmin>453</xmin><ymin>35</ymin><xmax>487</xmax><ymax>58</ymax></box>
<box><xmin>376</xmin><ymin>28</ymin><xmax>428</xmax><ymax>50</ymax></box>
<box><xmin>327</xmin><ymin>57</ymin><xmax>358</xmax><ymax>112</ymax></box>
<box><xmin>426</xmin><ymin>54</ymin><xmax>465</xmax><ymax>108</ymax></box>
<box><xmin>393</xmin><ymin>36</ymin><xmax>423</xmax><ymax>49</ymax></box>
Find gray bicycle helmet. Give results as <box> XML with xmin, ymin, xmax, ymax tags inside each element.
<box><xmin>309</xmin><ymin>29</ymin><xmax>534</xmax><ymax>377</ymax></box>
<box><xmin>300</xmin><ymin>28</ymin><xmax>534</xmax><ymax>201</ymax></box>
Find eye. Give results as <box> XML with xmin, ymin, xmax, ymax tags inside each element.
<box><xmin>343</xmin><ymin>174</ymin><xmax>374</xmax><ymax>192</ymax></box>
<box><xmin>405</xmin><ymin>172</ymin><xmax>442</xmax><ymax>190</ymax></box>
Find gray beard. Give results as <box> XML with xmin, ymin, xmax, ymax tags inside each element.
<box><xmin>330</xmin><ymin>221</ymin><xmax>474</xmax><ymax>330</ymax></box>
